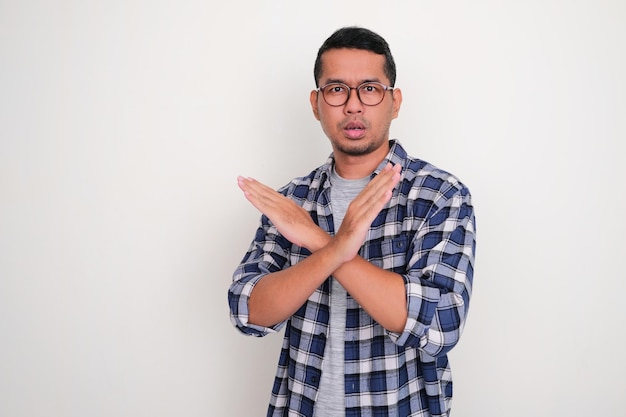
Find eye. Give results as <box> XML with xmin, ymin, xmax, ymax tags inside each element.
<box><xmin>360</xmin><ymin>83</ymin><xmax>382</xmax><ymax>94</ymax></box>
<box><xmin>326</xmin><ymin>84</ymin><xmax>346</xmax><ymax>95</ymax></box>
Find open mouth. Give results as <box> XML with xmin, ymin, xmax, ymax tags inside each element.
<box><xmin>344</xmin><ymin>121</ymin><xmax>366</xmax><ymax>139</ymax></box>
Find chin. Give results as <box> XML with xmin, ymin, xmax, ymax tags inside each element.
<box><xmin>334</xmin><ymin>137</ymin><xmax>383</xmax><ymax>157</ymax></box>
<box><xmin>337</xmin><ymin>143</ymin><xmax>374</xmax><ymax>156</ymax></box>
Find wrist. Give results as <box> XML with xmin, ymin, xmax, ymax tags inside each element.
<box><xmin>307</xmin><ymin>230</ymin><xmax>332</xmax><ymax>252</ymax></box>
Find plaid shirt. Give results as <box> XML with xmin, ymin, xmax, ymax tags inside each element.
<box><xmin>229</xmin><ymin>140</ymin><xmax>476</xmax><ymax>417</ymax></box>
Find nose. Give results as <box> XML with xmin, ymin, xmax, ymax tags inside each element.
<box><xmin>344</xmin><ymin>87</ymin><xmax>363</xmax><ymax>114</ymax></box>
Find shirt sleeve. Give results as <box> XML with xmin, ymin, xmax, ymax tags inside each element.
<box><xmin>387</xmin><ymin>184</ymin><xmax>476</xmax><ymax>357</ymax></box>
<box><xmin>227</xmin><ymin>215</ymin><xmax>290</xmax><ymax>337</ymax></box>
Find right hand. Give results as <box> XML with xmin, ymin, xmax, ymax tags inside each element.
<box><xmin>237</xmin><ymin>176</ymin><xmax>329</xmax><ymax>250</ymax></box>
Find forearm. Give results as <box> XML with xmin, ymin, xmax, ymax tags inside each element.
<box><xmin>248</xmin><ymin>233</ymin><xmax>408</xmax><ymax>332</ymax></box>
<box><xmin>248</xmin><ymin>228</ymin><xmax>408</xmax><ymax>331</ymax></box>
<box><xmin>248</xmin><ymin>240</ymin><xmax>342</xmax><ymax>327</ymax></box>
<box><xmin>333</xmin><ymin>257</ymin><xmax>407</xmax><ymax>333</ymax></box>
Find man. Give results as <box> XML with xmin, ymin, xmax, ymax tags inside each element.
<box><xmin>228</xmin><ymin>26</ymin><xmax>476</xmax><ymax>417</ymax></box>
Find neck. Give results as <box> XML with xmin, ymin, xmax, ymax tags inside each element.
<box><xmin>333</xmin><ymin>143</ymin><xmax>390</xmax><ymax>179</ymax></box>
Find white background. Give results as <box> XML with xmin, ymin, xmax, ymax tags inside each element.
<box><xmin>1</xmin><ymin>1</ymin><xmax>625</xmax><ymax>416</ymax></box>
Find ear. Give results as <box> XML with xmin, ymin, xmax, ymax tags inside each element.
<box><xmin>310</xmin><ymin>90</ymin><xmax>321</xmax><ymax>120</ymax></box>
<box><xmin>391</xmin><ymin>88</ymin><xmax>403</xmax><ymax>119</ymax></box>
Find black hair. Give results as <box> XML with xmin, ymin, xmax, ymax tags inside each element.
<box><xmin>313</xmin><ymin>26</ymin><xmax>397</xmax><ymax>88</ymax></box>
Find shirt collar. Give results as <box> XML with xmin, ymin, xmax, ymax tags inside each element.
<box><xmin>317</xmin><ymin>139</ymin><xmax>407</xmax><ymax>187</ymax></box>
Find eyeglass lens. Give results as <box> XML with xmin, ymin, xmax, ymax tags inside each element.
<box><xmin>321</xmin><ymin>83</ymin><xmax>388</xmax><ymax>106</ymax></box>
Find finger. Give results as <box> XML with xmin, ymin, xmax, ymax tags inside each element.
<box><xmin>370</xmin><ymin>163</ymin><xmax>400</xmax><ymax>189</ymax></box>
<box><xmin>375</xmin><ymin>164</ymin><xmax>401</xmax><ymax>194</ymax></box>
<box><xmin>238</xmin><ymin>177</ymin><xmax>283</xmax><ymax>203</ymax></box>
<box><xmin>350</xmin><ymin>180</ymin><xmax>400</xmax><ymax>226</ymax></box>
<box><xmin>237</xmin><ymin>176</ymin><xmax>286</xmax><ymax>213</ymax></box>
<box><xmin>238</xmin><ymin>176</ymin><xmax>274</xmax><ymax>196</ymax></box>
<box><xmin>352</xmin><ymin>164</ymin><xmax>400</xmax><ymax>210</ymax></box>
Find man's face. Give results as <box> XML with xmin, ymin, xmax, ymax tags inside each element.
<box><xmin>310</xmin><ymin>48</ymin><xmax>402</xmax><ymax>158</ymax></box>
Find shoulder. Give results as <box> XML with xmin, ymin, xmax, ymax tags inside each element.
<box><xmin>277</xmin><ymin>162</ymin><xmax>331</xmax><ymax>201</ymax></box>
<box><xmin>406</xmin><ymin>158</ymin><xmax>468</xmax><ymax>195</ymax></box>
<box><xmin>392</xmin><ymin>140</ymin><xmax>471</xmax><ymax>204</ymax></box>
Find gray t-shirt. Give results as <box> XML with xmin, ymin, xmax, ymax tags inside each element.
<box><xmin>313</xmin><ymin>167</ymin><xmax>369</xmax><ymax>417</ymax></box>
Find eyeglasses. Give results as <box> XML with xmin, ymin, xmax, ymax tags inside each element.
<box><xmin>317</xmin><ymin>81</ymin><xmax>394</xmax><ymax>107</ymax></box>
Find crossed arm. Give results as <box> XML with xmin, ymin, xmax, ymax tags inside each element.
<box><xmin>236</xmin><ymin>163</ymin><xmax>408</xmax><ymax>333</ymax></box>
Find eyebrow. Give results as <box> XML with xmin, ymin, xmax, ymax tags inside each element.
<box><xmin>323</xmin><ymin>77</ymin><xmax>382</xmax><ymax>86</ymax></box>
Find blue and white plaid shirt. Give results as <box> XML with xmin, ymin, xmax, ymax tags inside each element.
<box><xmin>229</xmin><ymin>140</ymin><xmax>476</xmax><ymax>417</ymax></box>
